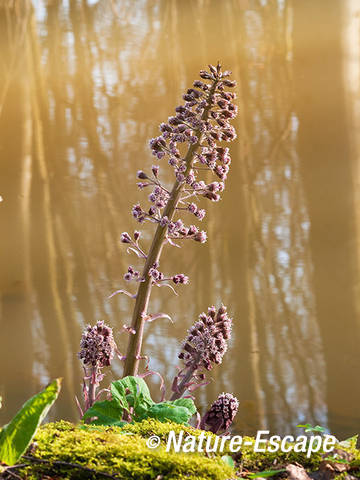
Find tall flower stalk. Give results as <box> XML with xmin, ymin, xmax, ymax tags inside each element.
<box><xmin>119</xmin><ymin>63</ymin><xmax>237</xmax><ymax>378</ymax></box>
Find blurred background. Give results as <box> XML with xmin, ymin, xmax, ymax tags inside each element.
<box><xmin>0</xmin><ymin>0</ymin><xmax>360</xmax><ymax>438</ymax></box>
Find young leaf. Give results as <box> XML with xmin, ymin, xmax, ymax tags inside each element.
<box><xmin>126</xmin><ymin>394</ymin><xmax>149</xmax><ymax>419</ymax></box>
<box><xmin>116</xmin><ymin>376</ymin><xmax>154</xmax><ymax>416</ymax></box>
<box><xmin>119</xmin><ymin>376</ymin><xmax>153</xmax><ymax>406</ymax></box>
<box><xmin>82</xmin><ymin>398</ymin><xmax>124</xmax><ymax>426</ymax></box>
<box><xmin>221</xmin><ymin>455</ymin><xmax>235</xmax><ymax>469</ymax></box>
<box><xmin>0</xmin><ymin>378</ymin><xmax>61</xmax><ymax>466</ymax></box>
<box><xmin>324</xmin><ymin>456</ymin><xmax>351</xmax><ymax>465</ymax></box>
<box><xmin>248</xmin><ymin>469</ymin><xmax>286</xmax><ymax>479</ymax></box>
<box><xmin>296</xmin><ymin>423</ymin><xmax>325</xmax><ymax>434</ymax></box>
<box><xmin>110</xmin><ymin>381</ymin><xmax>129</xmax><ymax>411</ymax></box>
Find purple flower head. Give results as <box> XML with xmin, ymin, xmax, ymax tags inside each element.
<box><xmin>137</xmin><ymin>170</ymin><xmax>148</xmax><ymax>180</ymax></box>
<box><xmin>188</xmin><ymin>203</ymin><xmax>198</xmax><ymax>214</ymax></box>
<box><xmin>201</xmin><ymin>392</ymin><xmax>239</xmax><ymax>434</ymax></box>
<box><xmin>124</xmin><ymin>265</ymin><xmax>140</xmax><ymax>282</ymax></box>
<box><xmin>152</xmin><ymin>165</ymin><xmax>160</xmax><ymax>177</ymax></box>
<box><xmin>148</xmin><ymin>206</ymin><xmax>156</xmax><ymax>216</ymax></box>
<box><xmin>120</xmin><ymin>232</ymin><xmax>132</xmax><ymax>244</ymax></box>
<box><xmin>168</xmin><ymin>157</ymin><xmax>178</xmax><ymax>167</ymax></box>
<box><xmin>176</xmin><ymin>173</ymin><xmax>185</xmax><ymax>183</ymax></box>
<box><xmin>148</xmin><ymin>187</ymin><xmax>169</xmax><ymax>209</ymax></box>
<box><xmin>132</xmin><ymin>204</ymin><xmax>145</xmax><ymax>222</ymax></box>
<box><xmin>179</xmin><ymin>305</ymin><xmax>232</xmax><ymax>371</ymax></box>
<box><xmin>194</xmin><ymin>231</ymin><xmax>207</xmax><ymax>243</ymax></box>
<box><xmin>78</xmin><ymin>321</ymin><xmax>115</xmax><ymax>368</ymax></box>
<box><xmin>149</xmin><ymin>267</ymin><xmax>164</xmax><ymax>282</ymax></box>
<box><xmin>223</xmin><ymin>79</ymin><xmax>237</xmax><ymax>87</ymax></box>
<box><xmin>175</xmin><ymin>219</ymin><xmax>184</xmax><ymax>230</ymax></box>
<box><xmin>172</xmin><ymin>274</ymin><xmax>189</xmax><ymax>285</ymax></box>
<box><xmin>199</xmin><ymin>70</ymin><xmax>213</xmax><ymax>80</ymax></box>
<box><xmin>195</xmin><ymin>209</ymin><xmax>206</xmax><ymax>221</ymax></box>
<box><xmin>160</xmin><ymin>122</ymin><xmax>173</xmax><ymax>133</ymax></box>
<box><xmin>188</xmin><ymin>225</ymin><xmax>198</xmax><ymax>235</ymax></box>
<box><xmin>160</xmin><ymin>215</ymin><xmax>169</xmax><ymax>227</ymax></box>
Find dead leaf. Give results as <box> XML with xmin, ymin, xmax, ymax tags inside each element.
<box><xmin>286</xmin><ymin>463</ymin><xmax>312</xmax><ymax>480</ymax></box>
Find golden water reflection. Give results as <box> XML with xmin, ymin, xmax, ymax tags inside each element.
<box><xmin>0</xmin><ymin>0</ymin><xmax>359</xmax><ymax>437</ymax></box>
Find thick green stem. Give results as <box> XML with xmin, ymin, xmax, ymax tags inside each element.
<box><xmin>123</xmin><ymin>78</ymin><xmax>218</xmax><ymax>378</ymax></box>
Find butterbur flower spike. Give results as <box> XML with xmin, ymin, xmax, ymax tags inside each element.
<box><xmin>200</xmin><ymin>392</ymin><xmax>239</xmax><ymax>434</ymax></box>
<box><xmin>79</xmin><ymin>320</ymin><xmax>115</xmax><ymax>368</ymax></box>
<box><xmin>180</xmin><ymin>305</ymin><xmax>232</xmax><ymax>371</ymax></box>
<box><xmin>170</xmin><ymin>305</ymin><xmax>232</xmax><ymax>400</ymax></box>
<box><xmin>78</xmin><ymin>321</ymin><xmax>115</xmax><ymax>413</ymax></box>
<box><xmin>118</xmin><ymin>63</ymin><xmax>237</xmax><ymax>378</ymax></box>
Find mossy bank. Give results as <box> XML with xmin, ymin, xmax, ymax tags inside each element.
<box><xmin>17</xmin><ymin>420</ymin><xmax>233</xmax><ymax>479</ymax></box>
<box><xmin>12</xmin><ymin>420</ymin><xmax>360</xmax><ymax>480</ymax></box>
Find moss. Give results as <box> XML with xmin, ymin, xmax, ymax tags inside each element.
<box><xmin>237</xmin><ymin>436</ymin><xmax>323</xmax><ymax>471</ymax></box>
<box><xmin>20</xmin><ymin>420</ymin><xmax>234</xmax><ymax>480</ymax></box>
<box><xmin>17</xmin><ymin>420</ymin><xmax>360</xmax><ymax>479</ymax></box>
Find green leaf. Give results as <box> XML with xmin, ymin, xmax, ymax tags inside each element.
<box><xmin>296</xmin><ymin>423</ymin><xmax>325</xmax><ymax>434</ymax></box>
<box><xmin>114</xmin><ymin>377</ymin><xmax>154</xmax><ymax>418</ymax></box>
<box><xmin>126</xmin><ymin>394</ymin><xmax>149</xmax><ymax>419</ymax></box>
<box><xmin>324</xmin><ymin>456</ymin><xmax>350</xmax><ymax>464</ymax></box>
<box><xmin>172</xmin><ymin>398</ymin><xmax>197</xmax><ymax>416</ymax></box>
<box><xmin>83</xmin><ymin>376</ymin><xmax>156</xmax><ymax>427</ymax></box>
<box><xmin>83</xmin><ymin>378</ymin><xmax>197</xmax><ymax>427</ymax></box>
<box><xmin>110</xmin><ymin>381</ymin><xmax>129</xmax><ymax>411</ymax></box>
<box><xmin>0</xmin><ymin>378</ymin><xmax>61</xmax><ymax>466</ymax></box>
<box><xmin>248</xmin><ymin>469</ymin><xmax>286</xmax><ymax>479</ymax></box>
<box><xmin>143</xmin><ymin>402</ymin><xmax>193</xmax><ymax>424</ymax></box>
<box><xmin>221</xmin><ymin>455</ymin><xmax>235</xmax><ymax>469</ymax></box>
<box><xmin>82</xmin><ymin>399</ymin><xmax>124</xmax><ymax>426</ymax></box>
<box><xmin>119</xmin><ymin>377</ymin><xmax>153</xmax><ymax>407</ymax></box>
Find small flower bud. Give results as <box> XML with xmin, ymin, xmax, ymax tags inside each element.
<box><xmin>188</xmin><ymin>225</ymin><xmax>198</xmax><ymax>235</ymax></box>
<box><xmin>120</xmin><ymin>232</ymin><xmax>132</xmax><ymax>244</ymax></box>
<box><xmin>199</xmin><ymin>70</ymin><xmax>213</xmax><ymax>79</ymax></box>
<box><xmin>152</xmin><ymin>165</ymin><xmax>160</xmax><ymax>177</ymax></box>
<box><xmin>195</xmin><ymin>209</ymin><xmax>206</xmax><ymax>221</ymax></box>
<box><xmin>188</xmin><ymin>203</ymin><xmax>198</xmax><ymax>214</ymax></box>
<box><xmin>160</xmin><ymin>216</ymin><xmax>169</xmax><ymax>227</ymax></box>
<box><xmin>172</xmin><ymin>274</ymin><xmax>189</xmax><ymax>285</ymax></box>
<box><xmin>137</xmin><ymin>170</ymin><xmax>148</xmax><ymax>180</ymax></box>
<box><xmin>194</xmin><ymin>231</ymin><xmax>207</xmax><ymax>243</ymax></box>
<box><xmin>223</xmin><ymin>79</ymin><xmax>237</xmax><ymax>87</ymax></box>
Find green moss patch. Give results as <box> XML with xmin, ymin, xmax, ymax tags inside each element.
<box><xmin>19</xmin><ymin>420</ymin><xmax>234</xmax><ymax>479</ymax></box>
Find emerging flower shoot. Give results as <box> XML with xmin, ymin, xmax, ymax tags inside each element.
<box><xmin>77</xmin><ymin>321</ymin><xmax>115</xmax><ymax>415</ymax></box>
<box><xmin>200</xmin><ymin>392</ymin><xmax>239</xmax><ymax>434</ymax></box>
<box><xmin>171</xmin><ymin>305</ymin><xmax>232</xmax><ymax>400</ymax></box>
